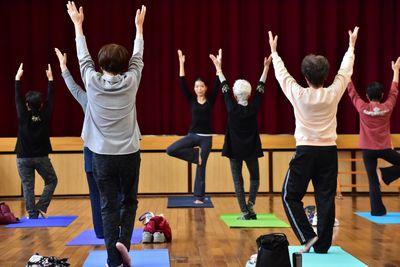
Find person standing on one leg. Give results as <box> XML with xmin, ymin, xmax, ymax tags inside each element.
<box><xmin>66</xmin><ymin>2</ymin><xmax>145</xmax><ymax>267</ymax></box>
<box><xmin>210</xmin><ymin>49</ymin><xmax>272</xmax><ymax>219</ymax></box>
<box><xmin>347</xmin><ymin>57</ymin><xmax>400</xmax><ymax>216</ymax></box>
<box><xmin>14</xmin><ymin>63</ymin><xmax>58</xmax><ymax>219</ymax></box>
<box><xmin>166</xmin><ymin>50</ymin><xmax>220</xmax><ymax>204</ymax></box>
<box><xmin>268</xmin><ymin>27</ymin><xmax>359</xmax><ymax>253</ymax></box>
<box><xmin>54</xmin><ymin>48</ymin><xmax>104</xmax><ymax>238</ymax></box>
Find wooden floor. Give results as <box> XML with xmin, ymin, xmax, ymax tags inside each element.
<box><xmin>0</xmin><ymin>195</ymin><xmax>399</xmax><ymax>267</ymax></box>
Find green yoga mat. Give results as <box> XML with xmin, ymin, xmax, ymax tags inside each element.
<box><xmin>220</xmin><ymin>213</ymin><xmax>290</xmax><ymax>228</ymax></box>
<box><xmin>289</xmin><ymin>246</ymin><xmax>367</xmax><ymax>267</ymax></box>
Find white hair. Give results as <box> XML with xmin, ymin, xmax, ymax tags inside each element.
<box><xmin>233</xmin><ymin>79</ymin><xmax>252</xmax><ymax>105</ymax></box>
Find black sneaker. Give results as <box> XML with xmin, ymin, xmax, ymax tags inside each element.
<box><xmin>237</xmin><ymin>212</ymin><xmax>257</xmax><ymax>220</ymax></box>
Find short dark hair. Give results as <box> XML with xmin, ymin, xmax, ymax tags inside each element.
<box><xmin>366</xmin><ymin>82</ymin><xmax>383</xmax><ymax>101</ymax></box>
<box><xmin>98</xmin><ymin>44</ymin><xmax>130</xmax><ymax>74</ymax></box>
<box><xmin>25</xmin><ymin>91</ymin><xmax>43</xmax><ymax>110</ymax></box>
<box><xmin>301</xmin><ymin>54</ymin><xmax>330</xmax><ymax>87</ymax></box>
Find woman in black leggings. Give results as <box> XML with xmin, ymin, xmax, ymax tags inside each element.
<box><xmin>166</xmin><ymin>50</ymin><xmax>220</xmax><ymax>204</ymax></box>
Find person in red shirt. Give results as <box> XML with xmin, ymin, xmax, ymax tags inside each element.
<box><xmin>347</xmin><ymin>57</ymin><xmax>400</xmax><ymax>216</ymax></box>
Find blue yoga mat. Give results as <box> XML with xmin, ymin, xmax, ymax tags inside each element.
<box><xmin>355</xmin><ymin>212</ymin><xmax>400</xmax><ymax>224</ymax></box>
<box><xmin>83</xmin><ymin>249</ymin><xmax>170</xmax><ymax>267</ymax></box>
<box><xmin>5</xmin><ymin>216</ymin><xmax>77</xmax><ymax>228</ymax></box>
<box><xmin>67</xmin><ymin>228</ymin><xmax>143</xmax><ymax>246</ymax></box>
<box><xmin>167</xmin><ymin>196</ymin><xmax>213</xmax><ymax>208</ymax></box>
<box><xmin>289</xmin><ymin>246</ymin><xmax>366</xmax><ymax>267</ymax></box>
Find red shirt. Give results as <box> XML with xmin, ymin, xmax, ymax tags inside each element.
<box><xmin>347</xmin><ymin>81</ymin><xmax>398</xmax><ymax>150</ymax></box>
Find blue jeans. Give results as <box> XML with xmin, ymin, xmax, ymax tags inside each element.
<box><xmin>16</xmin><ymin>156</ymin><xmax>58</xmax><ymax>218</ymax></box>
<box><xmin>93</xmin><ymin>151</ymin><xmax>141</xmax><ymax>267</ymax></box>
<box><xmin>84</xmin><ymin>147</ymin><xmax>103</xmax><ymax>238</ymax></box>
<box><xmin>229</xmin><ymin>158</ymin><xmax>260</xmax><ymax>213</ymax></box>
<box><xmin>166</xmin><ymin>133</ymin><xmax>212</xmax><ymax>200</ymax></box>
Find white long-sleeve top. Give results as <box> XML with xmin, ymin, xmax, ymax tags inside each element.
<box><xmin>271</xmin><ymin>47</ymin><xmax>355</xmax><ymax>146</ymax></box>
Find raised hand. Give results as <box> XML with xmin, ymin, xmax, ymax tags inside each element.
<box><xmin>15</xmin><ymin>63</ymin><xmax>24</xmax><ymax>81</ymax></box>
<box><xmin>46</xmin><ymin>64</ymin><xmax>53</xmax><ymax>81</ymax></box>
<box><xmin>135</xmin><ymin>5</ymin><xmax>146</xmax><ymax>35</ymax></box>
<box><xmin>348</xmin><ymin>26</ymin><xmax>359</xmax><ymax>48</ymax></box>
<box><xmin>66</xmin><ymin>1</ymin><xmax>84</xmax><ymax>25</ymax></box>
<box><xmin>177</xmin><ymin>50</ymin><xmax>185</xmax><ymax>65</ymax></box>
<box><xmin>55</xmin><ymin>48</ymin><xmax>68</xmax><ymax>72</ymax></box>
<box><xmin>392</xmin><ymin>57</ymin><xmax>400</xmax><ymax>71</ymax></box>
<box><xmin>268</xmin><ymin>31</ymin><xmax>278</xmax><ymax>53</ymax></box>
<box><xmin>264</xmin><ymin>54</ymin><xmax>272</xmax><ymax>68</ymax></box>
<box><xmin>209</xmin><ymin>49</ymin><xmax>222</xmax><ymax>72</ymax></box>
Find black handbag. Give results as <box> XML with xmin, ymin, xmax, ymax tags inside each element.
<box><xmin>255</xmin><ymin>233</ymin><xmax>291</xmax><ymax>267</ymax></box>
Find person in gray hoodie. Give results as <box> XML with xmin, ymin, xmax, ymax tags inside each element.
<box><xmin>66</xmin><ymin>2</ymin><xmax>145</xmax><ymax>266</ymax></box>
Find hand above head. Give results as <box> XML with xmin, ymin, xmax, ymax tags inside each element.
<box><xmin>177</xmin><ymin>50</ymin><xmax>185</xmax><ymax>65</ymax></box>
<box><xmin>135</xmin><ymin>5</ymin><xmax>146</xmax><ymax>36</ymax></box>
<box><xmin>264</xmin><ymin>54</ymin><xmax>272</xmax><ymax>68</ymax></box>
<box><xmin>66</xmin><ymin>1</ymin><xmax>84</xmax><ymax>25</ymax></box>
<box><xmin>268</xmin><ymin>31</ymin><xmax>278</xmax><ymax>53</ymax></box>
<box><xmin>209</xmin><ymin>48</ymin><xmax>222</xmax><ymax>72</ymax></box>
<box><xmin>46</xmin><ymin>64</ymin><xmax>53</xmax><ymax>81</ymax></box>
<box><xmin>348</xmin><ymin>26</ymin><xmax>359</xmax><ymax>48</ymax></box>
<box><xmin>55</xmin><ymin>48</ymin><xmax>68</xmax><ymax>72</ymax></box>
<box><xmin>15</xmin><ymin>63</ymin><xmax>23</xmax><ymax>81</ymax></box>
<box><xmin>392</xmin><ymin>57</ymin><xmax>400</xmax><ymax>72</ymax></box>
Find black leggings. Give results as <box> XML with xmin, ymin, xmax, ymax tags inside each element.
<box><xmin>362</xmin><ymin>149</ymin><xmax>400</xmax><ymax>215</ymax></box>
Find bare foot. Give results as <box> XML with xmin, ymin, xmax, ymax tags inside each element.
<box><xmin>116</xmin><ymin>242</ymin><xmax>131</xmax><ymax>267</ymax></box>
<box><xmin>194</xmin><ymin>199</ymin><xmax>204</xmax><ymax>204</ymax></box>
<box><xmin>376</xmin><ymin>167</ymin><xmax>383</xmax><ymax>185</ymax></box>
<box><xmin>197</xmin><ymin>147</ymin><xmax>202</xmax><ymax>166</ymax></box>
<box><xmin>299</xmin><ymin>236</ymin><xmax>318</xmax><ymax>253</ymax></box>
<box><xmin>38</xmin><ymin>210</ymin><xmax>47</xmax><ymax>219</ymax></box>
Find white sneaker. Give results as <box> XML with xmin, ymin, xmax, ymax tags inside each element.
<box><xmin>153</xmin><ymin>232</ymin><xmax>166</xmax><ymax>243</ymax></box>
<box><xmin>142</xmin><ymin>231</ymin><xmax>153</xmax><ymax>243</ymax></box>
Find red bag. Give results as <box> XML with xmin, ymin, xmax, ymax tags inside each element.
<box><xmin>0</xmin><ymin>202</ymin><xmax>19</xmax><ymax>224</ymax></box>
<box><xmin>143</xmin><ymin>216</ymin><xmax>172</xmax><ymax>242</ymax></box>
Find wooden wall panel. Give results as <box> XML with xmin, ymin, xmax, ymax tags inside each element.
<box><xmin>139</xmin><ymin>153</ymin><xmax>188</xmax><ymax>193</ymax></box>
<box><xmin>193</xmin><ymin>152</ymin><xmax>269</xmax><ymax>193</ymax></box>
<box><xmin>0</xmin><ymin>155</ymin><xmax>21</xmax><ymax>196</ymax></box>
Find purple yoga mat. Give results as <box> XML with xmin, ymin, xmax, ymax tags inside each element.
<box><xmin>5</xmin><ymin>216</ymin><xmax>77</xmax><ymax>228</ymax></box>
<box><xmin>67</xmin><ymin>228</ymin><xmax>143</xmax><ymax>246</ymax></box>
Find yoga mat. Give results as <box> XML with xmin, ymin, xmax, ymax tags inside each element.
<box><xmin>355</xmin><ymin>212</ymin><xmax>400</xmax><ymax>224</ymax></box>
<box><xmin>167</xmin><ymin>196</ymin><xmax>214</xmax><ymax>208</ymax></box>
<box><xmin>83</xmin><ymin>249</ymin><xmax>170</xmax><ymax>267</ymax></box>
<box><xmin>220</xmin><ymin>213</ymin><xmax>290</xmax><ymax>228</ymax></box>
<box><xmin>5</xmin><ymin>216</ymin><xmax>77</xmax><ymax>228</ymax></box>
<box><xmin>289</xmin><ymin>246</ymin><xmax>367</xmax><ymax>267</ymax></box>
<box><xmin>67</xmin><ymin>228</ymin><xmax>143</xmax><ymax>246</ymax></box>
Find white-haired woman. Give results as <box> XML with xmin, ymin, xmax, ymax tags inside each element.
<box><xmin>210</xmin><ymin>50</ymin><xmax>271</xmax><ymax>219</ymax></box>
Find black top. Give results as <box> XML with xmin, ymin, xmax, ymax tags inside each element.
<box><xmin>15</xmin><ymin>81</ymin><xmax>54</xmax><ymax>158</ymax></box>
<box><xmin>221</xmin><ymin>80</ymin><xmax>265</xmax><ymax>160</ymax></box>
<box><xmin>179</xmin><ymin>76</ymin><xmax>220</xmax><ymax>134</ymax></box>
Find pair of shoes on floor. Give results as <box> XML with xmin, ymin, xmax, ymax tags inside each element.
<box><xmin>245</xmin><ymin>253</ymin><xmax>258</xmax><ymax>267</ymax></box>
<box><xmin>142</xmin><ymin>231</ymin><xmax>166</xmax><ymax>243</ymax></box>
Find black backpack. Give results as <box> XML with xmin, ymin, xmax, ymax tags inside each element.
<box><xmin>255</xmin><ymin>233</ymin><xmax>291</xmax><ymax>267</ymax></box>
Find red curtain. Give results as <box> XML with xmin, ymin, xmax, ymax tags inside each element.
<box><xmin>2</xmin><ymin>0</ymin><xmax>400</xmax><ymax>136</ymax></box>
